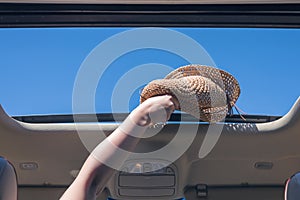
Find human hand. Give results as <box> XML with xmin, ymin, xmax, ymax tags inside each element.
<box><xmin>131</xmin><ymin>95</ymin><xmax>178</xmax><ymax>127</ymax></box>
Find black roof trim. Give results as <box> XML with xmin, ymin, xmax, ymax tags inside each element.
<box><xmin>1</xmin><ymin>3</ymin><xmax>300</xmax><ymax>27</ymax></box>
<box><xmin>12</xmin><ymin>113</ymin><xmax>281</xmax><ymax>124</ymax></box>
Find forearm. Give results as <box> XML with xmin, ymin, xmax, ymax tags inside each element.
<box><xmin>60</xmin><ymin>95</ymin><xmax>175</xmax><ymax>200</ymax></box>
<box><xmin>61</xmin><ymin>105</ymin><xmax>150</xmax><ymax>200</ymax></box>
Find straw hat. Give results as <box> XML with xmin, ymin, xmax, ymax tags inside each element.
<box><xmin>140</xmin><ymin>64</ymin><xmax>240</xmax><ymax>122</ymax></box>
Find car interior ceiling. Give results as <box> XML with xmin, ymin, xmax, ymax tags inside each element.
<box><xmin>0</xmin><ymin>1</ymin><xmax>300</xmax><ymax>200</ymax></box>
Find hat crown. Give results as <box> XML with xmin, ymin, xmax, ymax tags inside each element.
<box><xmin>165</xmin><ymin>65</ymin><xmax>240</xmax><ymax>107</ymax></box>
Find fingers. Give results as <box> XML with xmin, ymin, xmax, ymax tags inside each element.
<box><xmin>143</xmin><ymin>95</ymin><xmax>176</xmax><ymax>124</ymax></box>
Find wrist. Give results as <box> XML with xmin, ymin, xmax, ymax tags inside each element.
<box><xmin>130</xmin><ymin>103</ymin><xmax>152</xmax><ymax>127</ymax></box>
<box><xmin>118</xmin><ymin>114</ymin><xmax>149</xmax><ymax>137</ymax></box>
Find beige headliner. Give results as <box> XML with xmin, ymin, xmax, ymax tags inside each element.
<box><xmin>0</xmin><ymin>0</ymin><xmax>299</xmax><ymax>4</ymax></box>
<box><xmin>0</xmin><ymin>96</ymin><xmax>299</xmax><ymax>200</ymax></box>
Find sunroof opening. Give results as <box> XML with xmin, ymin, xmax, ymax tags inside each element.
<box><xmin>0</xmin><ymin>27</ymin><xmax>299</xmax><ymax>116</ymax></box>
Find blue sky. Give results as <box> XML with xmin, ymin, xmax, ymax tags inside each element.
<box><xmin>0</xmin><ymin>27</ymin><xmax>299</xmax><ymax>116</ymax></box>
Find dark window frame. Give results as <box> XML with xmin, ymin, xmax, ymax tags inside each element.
<box><xmin>1</xmin><ymin>3</ymin><xmax>300</xmax><ymax>28</ymax></box>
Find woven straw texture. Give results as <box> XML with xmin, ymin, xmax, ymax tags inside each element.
<box><xmin>140</xmin><ymin>64</ymin><xmax>240</xmax><ymax>122</ymax></box>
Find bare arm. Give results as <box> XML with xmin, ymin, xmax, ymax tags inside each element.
<box><xmin>60</xmin><ymin>95</ymin><xmax>176</xmax><ymax>200</ymax></box>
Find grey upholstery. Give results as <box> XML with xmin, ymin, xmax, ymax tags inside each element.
<box><xmin>0</xmin><ymin>157</ymin><xmax>17</xmax><ymax>200</ymax></box>
<box><xmin>285</xmin><ymin>173</ymin><xmax>300</xmax><ymax>200</ymax></box>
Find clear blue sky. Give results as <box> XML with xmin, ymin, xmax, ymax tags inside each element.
<box><xmin>0</xmin><ymin>27</ymin><xmax>299</xmax><ymax>116</ymax></box>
